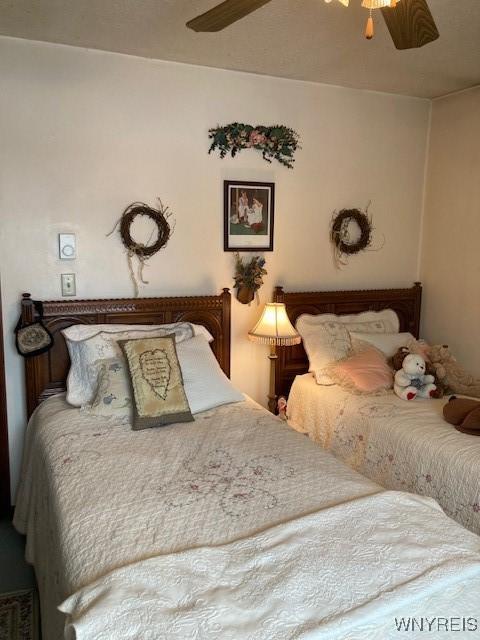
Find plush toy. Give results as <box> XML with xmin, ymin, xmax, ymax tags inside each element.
<box><xmin>394</xmin><ymin>353</ymin><xmax>437</xmax><ymax>400</ymax></box>
<box><xmin>390</xmin><ymin>346</ymin><xmax>445</xmax><ymax>398</ymax></box>
<box><xmin>443</xmin><ymin>396</ymin><xmax>480</xmax><ymax>435</ymax></box>
<box><xmin>390</xmin><ymin>346</ymin><xmax>410</xmax><ymax>373</ymax></box>
<box><xmin>429</xmin><ymin>344</ymin><xmax>480</xmax><ymax>399</ymax></box>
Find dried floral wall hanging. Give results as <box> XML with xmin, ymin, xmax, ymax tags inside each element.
<box><xmin>107</xmin><ymin>200</ymin><xmax>175</xmax><ymax>297</ymax></box>
<box><xmin>233</xmin><ymin>252</ymin><xmax>267</xmax><ymax>305</ymax></box>
<box><xmin>208</xmin><ymin>123</ymin><xmax>300</xmax><ymax>169</ymax></box>
<box><xmin>330</xmin><ymin>203</ymin><xmax>383</xmax><ymax>268</ymax></box>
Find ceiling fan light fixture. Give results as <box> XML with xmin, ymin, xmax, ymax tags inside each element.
<box><xmin>323</xmin><ymin>0</ymin><xmax>350</xmax><ymax>7</ymax></box>
<box><xmin>361</xmin><ymin>0</ymin><xmax>399</xmax><ymax>8</ymax></box>
<box><xmin>361</xmin><ymin>0</ymin><xmax>400</xmax><ymax>40</ymax></box>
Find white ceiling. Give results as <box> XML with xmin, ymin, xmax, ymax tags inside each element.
<box><xmin>0</xmin><ymin>0</ymin><xmax>479</xmax><ymax>98</ymax></box>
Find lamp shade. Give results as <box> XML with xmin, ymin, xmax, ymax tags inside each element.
<box><xmin>248</xmin><ymin>303</ymin><xmax>301</xmax><ymax>346</ymax></box>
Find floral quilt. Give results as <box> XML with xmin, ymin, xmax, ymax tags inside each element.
<box><xmin>13</xmin><ymin>394</ymin><xmax>480</xmax><ymax>640</ymax></box>
<box><xmin>288</xmin><ymin>374</ymin><xmax>480</xmax><ymax>534</ymax></box>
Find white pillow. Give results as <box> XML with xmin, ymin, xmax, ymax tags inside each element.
<box><xmin>349</xmin><ymin>331</ymin><xmax>415</xmax><ymax>359</ymax></box>
<box><xmin>176</xmin><ymin>336</ymin><xmax>244</xmax><ymax>414</ymax></box>
<box><xmin>63</xmin><ymin>323</ymin><xmax>214</xmax><ymax>343</ymax></box>
<box><xmin>63</xmin><ymin>322</ymin><xmax>213</xmax><ymax>406</ymax></box>
<box><xmin>296</xmin><ymin>310</ymin><xmax>399</xmax><ymax>385</ymax></box>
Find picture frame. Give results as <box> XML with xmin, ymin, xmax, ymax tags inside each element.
<box><xmin>224</xmin><ymin>180</ymin><xmax>275</xmax><ymax>251</ymax></box>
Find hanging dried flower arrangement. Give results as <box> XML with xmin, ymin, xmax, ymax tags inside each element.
<box><xmin>107</xmin><ymin>200</ymin><xmax>175</xmax><ymax>297</ymax></box>
<box><xmin>233</xmin><ymin>252</ymin><xmax>267</xmax><ymax>304</ymax></box>
<box><xmin>208</xmin><ymin>123</ymin><xmax>300</xmax><ymax>169</ymax></box>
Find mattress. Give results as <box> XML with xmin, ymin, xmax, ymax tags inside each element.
<box><xmin>14</xmin><ymin>394</ymin><xmax>480</xmax><ymax>639</ymax></box>
<box><xmin>288</xmin><ymin>373</ymin><xmax>480</xmax><ymax>534</ymax></box>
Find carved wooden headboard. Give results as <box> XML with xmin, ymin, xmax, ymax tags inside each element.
<box><xmin>21</xmin><ymin>290</ymin><xmax>231</xmax><ymax>419</ymax></box>
<box><xmin>273</xmin><ymin>283</ymin><xmax>422</xmax><ymax>401</ymax></box>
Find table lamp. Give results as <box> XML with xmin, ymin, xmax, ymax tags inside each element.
<box><xmin>248</xmin><ymin>302</ymin><xmax>301</xmax><ymax>413</ymax></box>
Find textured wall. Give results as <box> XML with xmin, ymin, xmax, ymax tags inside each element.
<box><xmin>0</xmin><ymin>36</ymin><xmax>430</xmax><ymax>498</ymax></box>
<box><xmin>420</xmin><ymin>87</ymin><xmax>480</xmax><ymax>372</ymax></box>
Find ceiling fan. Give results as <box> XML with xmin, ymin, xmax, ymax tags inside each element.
<box><xmin>186</xmin><ymin>0</ymin><xmax>439</xmax><ymax>50</ymax></box>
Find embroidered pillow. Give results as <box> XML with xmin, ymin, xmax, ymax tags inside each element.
<box><xmin>83</xmin><ymin>357</ymin><xmax>132</xmax><ymax>420</ymax></box>
<box><xmin>297</xmin><ymin>310</ymin><xmax>397</xmax><ymax>385</ymax></box>
<box><xmin>63</xmin><ymin>322</ymin><xmax>206</xmax><ymax>407</ymax></box>
<box><xmin>349</xmin><ymin>331</ymin><xmax>415</xmax><ymax>358</ymax></box>
<box><xmin>120</xmin><ymin>336</ymin><xmax>193</xmax><ymax>430</ymax></box>
<box><xmin>326</xmin><ymin>346</ymin><xmax>393</xmax><ymax>395</ymax></box>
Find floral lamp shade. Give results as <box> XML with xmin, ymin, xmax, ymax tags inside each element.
<box><xmin>248</xmin><ymin>303</ymin><xmax>301</xmax><ymax>347</ymax></box>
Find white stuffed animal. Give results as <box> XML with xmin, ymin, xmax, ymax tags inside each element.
<box><xmin>394</xmin><ymin>353</ymin><xmax>437</xmax><ymax>401</ymax></box>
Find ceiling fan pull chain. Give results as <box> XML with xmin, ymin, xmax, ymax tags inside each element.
<box><xmin>365</xmin><ymin>8</ymin><xmax>374</xmax><ymax>39</ymax></box>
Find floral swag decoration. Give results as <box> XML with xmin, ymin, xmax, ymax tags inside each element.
<box><xmin>208</xmin><ymin>123</ymin><xmax>300</xmax><ymax>169</ymax></box>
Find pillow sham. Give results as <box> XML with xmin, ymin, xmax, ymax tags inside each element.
<box><xmin>296</xmin><ymin>309</ymin><xmax>399</xmax><ymax>385</ymax></box>
<box><xmin>176</xmin><ymin>335</ymin><xmax>244</xmax><ymax>414</ymax></box>
<box><xmin>120</xmin><ymin>336</ymin><xmax>193</xmax><ymax>430</ymax></box>
<box><xmin>82</xmin><ymin>335</ymin><xmax>244</xmax><ymax>421</ymax></box>
<box><xmin>349</xmin><ymin>331</ymin><xmax>415</xmax><ymax>359</ymax></box>
<box><xmin>83</xmin><ymin>357</ymin><xmax>132</xmax><ymax>420</ymax></box>
<box><xmin>63</xmin><ymin>322</ymin><xmax>211</xmax><ymax>407</ymax></box>
<box><xmin>63</xmin><ymin>323</ymin><xmax>214</xmax><ymax>343</ymax></box>
<box><xmin>326</xmin><ymin>346</ymin><xmax>394</xmax><ymax>394</ymax></box>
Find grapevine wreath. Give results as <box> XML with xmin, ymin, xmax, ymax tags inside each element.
<box><xmin>119</xmin><ymin>202</ymin><xmax>172</xmax><ymax>258</ymax></box>
<box><xmin>330</xmin><ymin>208</ymin><xmax>373</xmax><ymax>267</ymax></box>
<box><xmin>108</xmin><ymin>200</ymin><xmax>174</xmax><ymax>296</ymax></box>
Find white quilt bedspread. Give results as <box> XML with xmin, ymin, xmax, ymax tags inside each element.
<box><xmin>14</xmin><ymin>394</ymin><xmax>480</xmax><ymax>640</ymax></box>
<box><xmin>60</xmin><ymin>491</ymin><xmax>480</xmax><ymax>640</ymax></box>
<box><xmin>288</xmin><ymin>374</ymin><xmax>480</xmax><ymax>534</ymax></box>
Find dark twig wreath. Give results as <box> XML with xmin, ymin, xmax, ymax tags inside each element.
<box><xmin>330</xmin><ymin>205</ymin><xmax>378</xmax><ymax>268</ymax></box>
<box><xmin>120</xmin><ymin>202</ymin><xmax>172</xmax><ymax>258</ymax></box>
<box><xmin>107</xmin><ymin>200</ymin><xmax>175</xmax><ymax>297</ymax></box>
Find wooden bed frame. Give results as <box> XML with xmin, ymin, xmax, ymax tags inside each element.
<box><xmin>21</xmin><ymin>290</ymin><xmax>231</xmax><ymax>419</ymax></box>
<box><xmin>273</xmin><ymin>282</ymin><xmax>422</xmax><ymax>401</ymax></box>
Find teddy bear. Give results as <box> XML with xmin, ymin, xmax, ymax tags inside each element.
<box><xmin>390</xmin><ymin>346</ymin><xmax>445</xmax><ymax>398</ymax></box>
<box><xmin>390</xmin><ymin>346</ymin><xmax>410</xmax><ymax>373</ymax></box>
<box><xmin>394</xmin><ymin>353</ymin><xmax>437</xmax><ymax>401</ymax></box>
<box><xmin>429</xmin><ymin>344</ymin><xmax>480</xmax><ymax>398</ymax></box>
<box><xmin>443</xmin><ymin>396</ymin><xmax>480</xmax><ymax>435</ymax></box>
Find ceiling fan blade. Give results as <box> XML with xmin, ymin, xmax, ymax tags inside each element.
<box><xmin>381</xmin><ymin>0</ymin><xmax>439</xmax><ymax>49</ymax></box>
<box><xmin>187</xmin><ymin>0</ymin><xmax>273</xmax><ymax>32</ymax></box>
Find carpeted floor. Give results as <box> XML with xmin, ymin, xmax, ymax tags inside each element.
<box><xmin>0</xmin><ymin>589</ymin><xmax>39</xmax><ymax>640</ymax></box>
<box><xmin>0</xmin><ymin>517</ymin><xmax>39</xmax><ymax>640</ymax></box>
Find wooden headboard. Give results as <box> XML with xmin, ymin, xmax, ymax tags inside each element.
<box><xmin>273</xmin><ymin>282</ymin><xmax>422</xmax><ymax>400</ymax></box>
<box><xmin>21</xmin><ymin>290</ymin><xmax>231</xmax><ymax>419</ymax></box>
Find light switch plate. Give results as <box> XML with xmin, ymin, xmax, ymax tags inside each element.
<box><xmin>61</xmin><ymin>273</ymin><xmax>76</xmax><ymax>296</ymax></box>
<box><xmin>59</xmin><ymin>233</ymin><xmax>76</xmax><ymax>260</ymax></box>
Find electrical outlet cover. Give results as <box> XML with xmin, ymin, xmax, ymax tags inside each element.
<box><xmin>61</xmin><ymin>273</ymin><xmax>76</xmax><ymax>296</ymax></box>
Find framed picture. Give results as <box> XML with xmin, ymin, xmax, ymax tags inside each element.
<box><xmin>224</xmin><ymin>180</ymin><xmax>275</xmax><ymax>251</ymax></box>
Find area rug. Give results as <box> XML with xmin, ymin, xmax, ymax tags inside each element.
<box><xmin>0</xmin><ymin>589</ymin><xmax>38</xmax><ymax>640</ymax></box>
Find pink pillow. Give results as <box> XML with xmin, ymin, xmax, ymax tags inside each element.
<box><xmin>326</xmin><ymin>347</ymin><xmax>393</xmax><ymax>394</ymax></box>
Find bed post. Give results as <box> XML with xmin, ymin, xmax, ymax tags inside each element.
<box><xmin>221</xmin><ymin>288</ymin><xmax>231</xmax><ymax>377</ymax></box>
<box><xmin>413</xmin><ymin>282</ymin><xmax>422</xmax><ymax>338</ymax></box>
<box><xmin>21</xmin><ymin>293</ymin><xmax>40</xmax><ymax>419</ymax></box>
<box><xmin>273</xmin><ymin>286</ymin><xmax>285</xmax><ymax>304</ymax></box>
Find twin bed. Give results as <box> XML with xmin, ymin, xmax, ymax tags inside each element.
<box><xmin>274</xmin><ymin>284</ymin><xmax>480</xmax><ymax>535</ymax></box>
<box><xmin>13</xmin><ymin>287</ymin><xmax>480</xmax><ymax>639</ymax></box>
